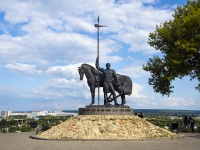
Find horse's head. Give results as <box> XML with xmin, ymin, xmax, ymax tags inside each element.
<box><xmin>78</xmin><ymin>65</ymin><xmax>85</xmax><ymax>80</ymax></box>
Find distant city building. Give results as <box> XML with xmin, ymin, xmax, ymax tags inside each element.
<box><xmin>0</xmin><ymin>110</ymin><xmax>12</xmax><ymax>118</ymax></box>
<box><xmin>11</xmin><ymin>110</ymin><xmax>77</xmax><ymax>118</ymax></box>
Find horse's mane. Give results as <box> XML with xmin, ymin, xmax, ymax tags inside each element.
<box><xmin>81</xmin><ymin>63</ymin><xmax>98</xmax><ymax>74</ymax></box>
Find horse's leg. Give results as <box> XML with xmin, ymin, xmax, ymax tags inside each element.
<box><xmin>104</xmin><ymin>92</ymin><xmax>108</xmax><ymax>105</ymax></box>
<box><xmin>121</xmin><ymin>94</ymin><xmax>126</xmax><ymax>105</ymax></box>
<box><xmin>89</xmin><ymin>85</ymin><xmax>95</xmax><ymax>105</ymax></box>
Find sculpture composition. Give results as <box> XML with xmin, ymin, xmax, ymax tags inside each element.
<box><xmin>78</xmin><ymin>59</ymin><xmax>132</xmax><ymax>106</ymax></box>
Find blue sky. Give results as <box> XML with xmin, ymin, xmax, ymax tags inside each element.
<box><xmin>0</xmin><ymin>0</ymin><xmax>199</xmax><ymax>111</ymax></box>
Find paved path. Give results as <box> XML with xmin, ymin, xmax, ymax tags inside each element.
<box><xmin>0</xmin><ymin>132</ymin><xmax>200</xmax><ymax>150</ymax></box>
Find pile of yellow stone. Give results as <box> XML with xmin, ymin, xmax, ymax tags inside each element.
<box><xmin>37</xmin><ymin>115</ymin><xmax>177</xmax><ymax>140</ymax></box>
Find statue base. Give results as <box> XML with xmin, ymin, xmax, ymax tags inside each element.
<box><xmin>79</xmin><ymin>105</ymin><xmax>133</xmax><ymax>115</ymax></box>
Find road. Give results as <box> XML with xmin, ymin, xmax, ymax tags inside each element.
<box><xmin>0</xmin><ymin>132</ymin><xmax>199</xmax><ymax>150</ymax></box>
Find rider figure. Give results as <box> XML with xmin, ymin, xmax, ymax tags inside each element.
<box><xmin>96</xmin><ymin>57</ymin><xmax>120</xmax><ymax>105</ymax></box>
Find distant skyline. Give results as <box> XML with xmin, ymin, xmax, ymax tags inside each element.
<box><xmin>0</xmin><ymin>0</ymin><xmax>199</xmax><ymax>111</ymax></box>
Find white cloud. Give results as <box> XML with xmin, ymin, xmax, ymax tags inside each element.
<box><xmin>1</xmin><ymin>78</ymin><xmax>89</xmax><ymax>105</ymax></box>
<box><xmin>4</xmin><ymin>63</ymin><xmax>42</xmax><ymax>75</ymax></box>
<box><xmin>162</xmin><ymin>97</ymin><xmax>183</xmax><ymax>107</ymax></box>
<box><xmin>0</xmin><ymin>30</ymin><xmax>123</xmax><ymax>65</ymax></box>
<box><xmin>0</xmin><ymin>0</ymin><xmax>175</xmax><ymax>66</ymax></box>
<box><xmin>29</xmin><ymin>78</ymin><xmax>89</xmax><ymax>99</ymax></box>
<box><xmin>162</xmin><ymin>97</ymin><xmax>196</xmax><ymax>107</ymax></box>
<box><xmin>46</xmin><ymin>64</ymin><xmax>82</xmax><ymax>79</ymax></box>
<box><xmin>118</xmin><ymin>57</ymin><xmax>149</xmax><ymax>78</ymax></box>
<box><xmin>129</xmin><ymin>82</ymin><xmax>147</xmax><ymax>99</ymax></box>
<box><xmin>119</xmin><ymin>65</ymin><xmax>148</xmax><ymax>78</ymax></box>
<box><xmin>0</xmin><ymin>85</ymin><xmax>21</xmax><ymax>97</ymax></box>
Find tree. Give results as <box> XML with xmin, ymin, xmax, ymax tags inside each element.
<box><xmin>143</xmin><ymin>0</ymin><xmax>200</xmax><ymax>96</ymax></box>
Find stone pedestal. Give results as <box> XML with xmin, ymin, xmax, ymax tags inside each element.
<box><xmin>79</xmin><ymin>105</ymin><xmax>133</xmax><ymax>115</ymax></box>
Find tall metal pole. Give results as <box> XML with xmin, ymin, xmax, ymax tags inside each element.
<box><xmin>95</xmin><ymin>16</ymin><xmax>106</xmax><ymax>105</ymax></box>
<box><xmin>97</xmin><ymin>17</ymin><xmax>100</xmax><ymax>106</ymax></box>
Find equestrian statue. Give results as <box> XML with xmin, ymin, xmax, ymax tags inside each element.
<box><xmin>78</xmin><ymin>57</ymin><xmax>132</xmax><ymax>106</ymax></box>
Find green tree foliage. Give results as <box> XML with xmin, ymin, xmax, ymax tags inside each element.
<box><xmin>21</xmin><ymin>125</ymin><xmax>31</xmax><ymax>132</ymax></box>
<box><xmin>143</xmin><ymin>0</ymin><xmax>200</xmax><ymax>96</ymax></box>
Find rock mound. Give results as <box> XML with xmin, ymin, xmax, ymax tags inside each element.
<box><xmin>36</xmin><ymin>115</ymin><xmax>177</xmax><ymax>140</ymax></box>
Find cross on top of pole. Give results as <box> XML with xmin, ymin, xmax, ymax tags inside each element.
<box><xmin>94</xmin><ymin>16</ymin><xmax>107</xmax><ymax>28</ymax></box>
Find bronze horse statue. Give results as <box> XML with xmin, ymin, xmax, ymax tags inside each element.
<box><xmin>78</xmin><ymin>63</ymin><xmax>132</xmax><ymax>105</ymax></box>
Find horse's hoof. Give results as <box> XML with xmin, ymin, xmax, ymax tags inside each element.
<box><xmin>115</xmin><ymin>103</ymin><xmax>120</xmax><ymax>106</ymax></box>
<box><xmin>104</xmin><ymin>102</ymin><xmax>112</xmax><ymax>106</ymax></box>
